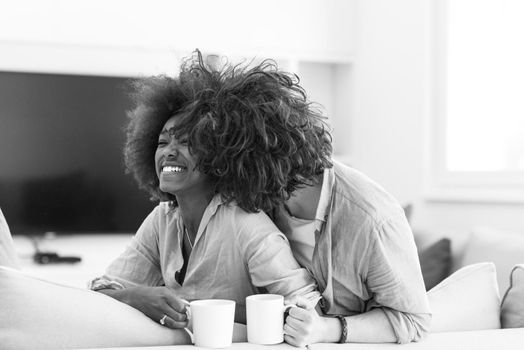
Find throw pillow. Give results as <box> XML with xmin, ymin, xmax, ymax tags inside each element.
<box><xmin>460</xmin><ymin>227</ymin><xmax>524</xmax><ymax>294</ymax></box>
<box><xmin>501</xmin><ymin>264</ymin><xmax>524</xmax><ymax>328</ymax></box>
<box><xmin>0</xmin><ymin>266</ymin><xmax>188</xmax><ymax>349</ymax></box>
<box><xmin>427</xmin><ymin>262</ymin><xmax>501</xmax><ymax>332</ymax></box>
<box><xmin>418</xmin><ymin>238</ymin><xmax>452</xmax><ymax>290</ymax></box>
<box><xmin>0</xmin><ymin>209</ymin><xmax>19</xmax><ymax>269</ymax></box>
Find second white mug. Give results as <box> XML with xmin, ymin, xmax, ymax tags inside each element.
<box><xmin>185</xmin><ymin>299</ymin><xmax>236</xmax><ymax>348</ymax></box>
<box><xmin>246</xmin><ymin>294</ymin><xmax>295</xmax><ymax>345</ymax></box>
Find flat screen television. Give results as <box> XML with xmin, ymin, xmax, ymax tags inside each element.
<box><xmin>0</xmin><ymin>71</ymin><xmax>156</xmax><ymax>235</ymax></box>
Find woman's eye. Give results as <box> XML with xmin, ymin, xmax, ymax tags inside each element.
<box><xmin>157</xmin><ymin>140</ymin><xmax>168</xmax><ymax>147</ymax></box>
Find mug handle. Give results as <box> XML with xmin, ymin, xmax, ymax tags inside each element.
<box><xmin>284</xmin><ymin>304</ymin><xmax>297</xmax><ymax>312</ymax></box>
<box><xmin>283</xmin><ymin>304</ymin><xmax>297</xmax><ymax>321</ymax></box>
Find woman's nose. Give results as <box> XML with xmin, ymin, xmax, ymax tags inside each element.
<box><xmin>165</xmin><ymin>141</ymin><xmax>180</xmax><ymax>158</ymax></box>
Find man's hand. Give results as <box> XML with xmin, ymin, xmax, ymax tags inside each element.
<box><xmin>283</xmin><ymin>298</ymin><xmax>341</xmax><ymax>347</ymax></box>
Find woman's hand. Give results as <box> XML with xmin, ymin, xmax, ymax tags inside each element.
<box><xmin>283</xmin><ymin>300</ymin><xmax>341</xmax><ymax>347</ymax></box>
<box><xmin>99</xmin><ymin>286</ymin><xmax>189</xmax><ymax>329</ymax></box>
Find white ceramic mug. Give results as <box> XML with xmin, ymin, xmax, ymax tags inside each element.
<box><xmin>184</xmin><ymin>299</ymin><xmax>236</xmax><ymax>348</ymax></box>
<box><xmin>246</xmin><ymin>294</ymin><xmax>296</xmax><ymax>344</ymax></box>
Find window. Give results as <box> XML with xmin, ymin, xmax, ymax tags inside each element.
<box><xmin>428</xmin><ymin>0</ymin><xmax>524</xmax><ymax>202</ymax></box>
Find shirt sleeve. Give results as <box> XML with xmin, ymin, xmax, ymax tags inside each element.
<box><xmin>362</xmin><ymin>215</ymin><xmax>431</xmax><ymax>343</ymax></box>
<box><xmin>89</xmin><ymin>206</ymin><xmax>164</xmax><ymax>289</ymax></box>
<box><xmin>234</xmin><ymin>211</ymin><xmax>321</xmax><ymax>307</ymax></box>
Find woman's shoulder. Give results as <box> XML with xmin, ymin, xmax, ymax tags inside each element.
<box><xmin>216</xmin><ymin>203</ymin><xmax>288</xmax><ymax>254</ymax></box>
<box><xmin>217</xmin><ymin>202</ymin><xmax>279</xmax><ymax>233</ymax></box>
<box><xmin>218</xmin><ymin>201</ymin><xmax>272</xmax><ymax>222</ymax></box>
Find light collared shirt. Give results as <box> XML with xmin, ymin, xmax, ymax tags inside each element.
<box><xmin>277</xmin><ymin>213</ymin><xmax>315</xmax><ymax>272</ymax></box>
<box><xmin>90</xmin><ymin>195</ymin><xmax>319</xmax><ymax>323</ymax></box>
<box><xmin>274</xmin><ymin>160</ymin><xmax>431</xmax><ymax>343</ymax></box>
<box><xmin>274</xmin><ymin>167</ymin><xmax>332</xmax><ymax>273</ymax></box>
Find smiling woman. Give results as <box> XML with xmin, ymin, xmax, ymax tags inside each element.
<box><xmin>88</xmin><ymin>49</ymin><xmax>323</xmax><ymax>345</ymax></box>
<box><xmin>155</xmin><ymin>116</ymin><xmax>211</xmax><ymax>200</ymax></box>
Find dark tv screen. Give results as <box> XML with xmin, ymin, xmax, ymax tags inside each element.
<box><xmin>0</xmin><ymin>71</ymin><xmax>156</xmax><ymax>235</ymax></box>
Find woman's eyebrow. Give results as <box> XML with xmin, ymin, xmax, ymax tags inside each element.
<box><xmin>159</xmin><ymin>127</ymin><xmax>178</xmax><ymax>137</ymax></box>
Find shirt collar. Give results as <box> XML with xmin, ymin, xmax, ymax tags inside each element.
<box><xmin>171</xmin><ymin>194</ymin><xmax>224</xmax><ymax>233</ymax></box>
<box><xmin>314</xmin><ymin>165</ymin><xmax>334</xmax><ymax>223</ymax></box>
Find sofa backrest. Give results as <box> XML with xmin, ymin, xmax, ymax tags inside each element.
<box><xmin>414</xmin><ymin>226</ymin><xmax>524</xmax><ymax>295</ymax></box>
<box><xmin>413</xmin><ymin>228</ymin><xmax>471</xmax><ymax>272</ymax></box>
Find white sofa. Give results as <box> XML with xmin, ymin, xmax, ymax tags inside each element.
<box><xmin>413</xmin><ymin>226</ymin><xmax>524</xmax><ymax>334</ymax></box>
<box><xmin>414</xmin><ymin>226</ymin><xmax>524</xmax><ymax>295</ymax></box>
<box><xmin>1</xmin><ymin>206</ymin><xmax>524</xmax><ymax>349</ymax></box>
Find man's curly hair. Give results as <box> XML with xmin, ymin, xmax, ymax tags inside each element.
<box><xmin>124</xmin><ymin>49</ymin><xmax>333</xmax><ymax>213</ymax></box>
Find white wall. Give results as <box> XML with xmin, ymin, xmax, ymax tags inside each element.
<box><xmin>2</xmin><ymin>0</ymin><xmax>522</xmax><ymax>235</ymax></box>
<box><xmin>0</xmin><ymin>0</ymin><xmax>355</xmax><ymax>76</ymax></box>
<box><xmin>350</xmin><ymin>0</ymin><xmax>524</xmax><ymax>235</ymax></box>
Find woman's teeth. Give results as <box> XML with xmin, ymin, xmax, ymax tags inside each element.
<box><xmin>162</xmin><ymin>165</ymin><xmax>186</xmax><ymax>173</ymax></box>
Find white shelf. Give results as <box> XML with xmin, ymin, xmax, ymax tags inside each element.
<box><xmin>0</xmin><ymin>40</ymin><xmax>355</xmax><ymax>78</ymax></box>
<box><xmin>0</xmin><ymin>0</ymin><xmax>356</xmax><ymax>77</ymax></box>
<box><xmin>0</xmin><ymin>40</ymin><xmax>182</xmax><ymax>77</ymax></box>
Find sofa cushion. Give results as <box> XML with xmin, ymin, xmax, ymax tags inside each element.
<box><xmin>427</xmin><ymin>262</ymin><xmax>500</xmax><ymax>332</ymax></box>
<box><xmin>0</xmin><ymin>266</ymin><xmax>187</xmax><ymax>349</ymax></box>
<box><xmin>413</xmin><ymin>228</ymin><xmax>471</xmax><ymax>273</ymax></box>
<box><xmin>460</xmin><ymin>227</ymin><xmax>524</xmax><ymax>294</ymax></box>
<box><xmin>418</xmin><ymin>238</ymin><xmax>452</xmax><ymax>291</ymax></box>
<box><xmin>0</xmin><ymin>209</ymin><xmax>19</xmax><ymax>269</ymax></box>
<box><xmin>501</xmin><ymin>264</ymin><xmax>524</xmax><ymax>328</ymax></box>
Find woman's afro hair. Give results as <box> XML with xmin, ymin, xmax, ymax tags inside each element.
<box><xmin>124</xmin><ymin>49</ymin><xmax>333</xmax><ymax>212</ymax></box>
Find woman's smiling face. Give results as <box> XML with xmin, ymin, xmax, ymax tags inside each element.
<box><xmin>155</xmin><ymin>115</ymin><xmax>210</xmax><ymax>197</ymax></box>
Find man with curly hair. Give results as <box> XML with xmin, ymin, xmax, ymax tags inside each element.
<box><xmin>226</xmin><ymin>60</ymin><xmax>431</xmax><ymax>345</ymax></box>
<box><xmin>89</xmin><ymin>50</ymin><xmax>322</xmax><ymax>343</ymax></box>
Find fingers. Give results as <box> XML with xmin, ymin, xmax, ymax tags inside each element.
<box><xmin>284</xmin><ymin>307</ymin><xmax>317</xmax><ymax>347</ymax></box>
<box><xmin>284</xmin><ymin>321</ymin><xmax>298</xmax><ymax>337</ymax></box>
<box><xmin>286</xmin><ymin>314</ymin><xmax>307</xmax><ymax>330</ymax></box>
<box><xmin>165</xmin><ymin>296</ymin><xmax>189</xmax><ymax>317</ymax></box>
<box><xmin>284</xmin><ymin>333</ymin><xmax>307</xmax><ymax>348</ymax></box>
<box><xmin>284</xmin><ymin>334</ymin><xmax>299</xmax><ymax>347</ymax></box>
<box><xmin>159</xmin><ymin>292</ymin><xmax>190</xmax><ymax>329</ymax></box>
<box><xmin>159</xmin><ymin>310</ymin><xmax>189</xmax><ymax>329</ymax></box>
<box><xmin>294</xmin><ymin>296</ymin><xmax>313</xmax><ymax>309</ymax></box>
<box><xmin>288</xmin><ymin>305</ymin><xmax>312</xmax><ymax>322</ymax></box>
<box><xmin>284</xmin><ymin>314</ymin><xmax>307</xmax><ymax>347</ymax></box>
<box><xmin>130</xmin><ymin>286</ymin><xmax>190</xmax><ymax>329</ymax></box>
<box><xmin>286</xmin><ymin>314</ymin><xmax>313</xmax><ymax>339</ymax></box>
<box><xmin>284</xmin><ymin>324</ymin><xmax>300</xmax><ymax>347</ymax></box>
<box><xmin>166</xmin><ymin>296</ymin><xmax>190</xmax><ymax>313</ymax></box>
